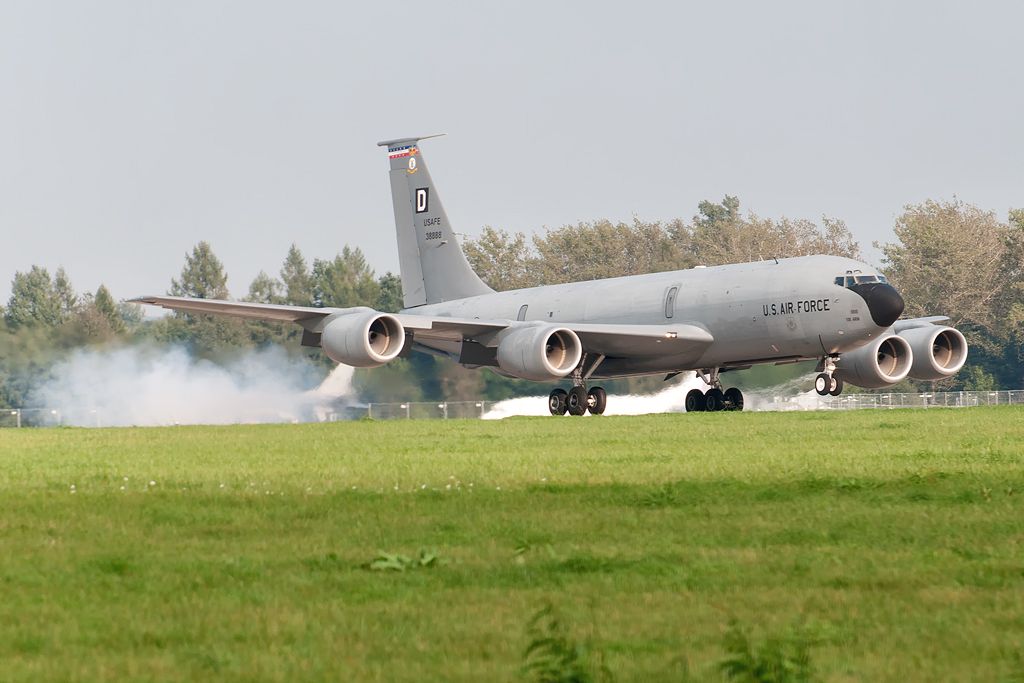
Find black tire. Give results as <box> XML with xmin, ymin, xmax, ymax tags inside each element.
<box><xmin>724</xmin><ymin>387</ymin><xmax>744</xmax><ymax>411</ymax></box>
<box><xmin>548</xmin><ymin>388</ymin><xmax>568</xmax><ymax>416</ymax></box>
<box><xmin>567</xmin><ymin>386</ymin><xmax>588</xmax><ymax>416</ymax></box>
<box><xmin>685</xmin><ymin>388</ymin><xmax>706</xmax><ymax>413</ymax></box>
<box><xmin>814</xmin><ymin>373</ymin><xmax>831</xmax><ymax>396</ymax></box>
<box><xmin>828</xmin><ymin>376</ymin><xmax>844</xmax><ymax>396</ymax></box>
<box><xmin>587</xmin><ymin>387</ymin><xmax>607</xmax><ymax>415</ymax></box>
<box><xmin>705</xmin><ymin>388</ymin><xmax>724</xmax><ymax>412</ymax></box>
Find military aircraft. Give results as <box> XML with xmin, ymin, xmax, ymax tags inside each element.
<box><xmin>134</xmin><ymin>135</ymin><xmax>968</xmax><ymax>415</ymax></box>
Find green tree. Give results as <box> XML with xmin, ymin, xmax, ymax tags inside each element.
<box><xmin>999</xmin><ymin>209</ymin><xmax>1024</xmax><ymax>330</ymax></box>
<box><xmin>878</xmin><ymin>200</ymin><xmax>1008</xmax><ymax>331</ymax></box>
<box><xmin>462</xmin><ymin>226</ymin><xmax>538</xmax><ymax>290</ymax></box>
<box><xmin>312</xmin><ymin>247</ymin><xmax>380</xmax><ymax>308</ymax></box>
<box><xmin>53</xmin><ymin>267</ymin><xmax>78</xmax><ymax>320</ymax></box>
<box><xmin>5</xmin><ymin>266</ymin><xmax>63</xmax><ymax>328</ymax></box>
<box><xmin>280</xmin><ymin>244</ymin><xmax>313</xmax><ymax>306</ymax></box>
<box><xmin>68</xmin><ymin>292</ymin><xmax>116</xmax><ymax>343</ymax></box>
<box><xmin>93</xmin><ymin>285</ymin><xmax>123</xmax><ymax>332</ymax></box>
<box><xmin>694</xmin><ymin>194</ymin><xmax>742</xmax><ymax>231</ymax></box>
<box><xmin>376</xmin><ymin>272</ymin><xmax>404</xmax><ymax>313</ymax></box>
<box><xmin>161</xmin><ymin>242</ymin><xmax>245</xmax><ymax>357</ymax></box>
<box><xmin>246</xmin><ymin>271</ymin><xmax>283</xmax><ymax>304</ymax></box>
<box><xmin>170</xmin><ymin>242</ymin><xmax>230</xmax><ymax>300</ymax></box>
<box><xmin>958</xmin><ymin>365</ymin><xmax>997</xmax><ymax>391</ymax></box>
<box><xmin>878</xmin><ymin>200</ymin><xmax>1024</xmax><ymax>389</ymax></box>
<box><xmin>688</xmin><ymin>196</ymin><xmax>860</xmax><ymax>266</ymax></box>
<box><xmin>532</xmin><ymin>219</ymin><xmax>682</xmax><ymax>285</ymax></box>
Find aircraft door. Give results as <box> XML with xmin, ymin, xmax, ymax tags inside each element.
<box><xmin>663</xmin><ymin>286</ymin><xmax>679</xmax><ymax>319</ymax></box>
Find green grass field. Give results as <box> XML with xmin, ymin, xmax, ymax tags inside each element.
<box><xmin>2</xmin><ymin>407</ymin><xmax>1023</xmax><ymax>682</ymax></box>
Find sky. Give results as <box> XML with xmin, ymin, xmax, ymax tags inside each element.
<box><xmin>1</xmin><ymin>0</ymin><xmax>1021</xmax><ymax>304</ymax></box>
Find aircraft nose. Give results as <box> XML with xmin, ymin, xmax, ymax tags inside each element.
<box><xmin>850</xmin><ymin>283</ymin><xmax>905</xmax><ymax>328</ymax></box>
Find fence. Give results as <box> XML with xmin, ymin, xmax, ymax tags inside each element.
<box><xmin>766</xmin><ymin>389</ymin><xmax>1024</xmax><ymax>412</ymax></box>
<box><xmin>1</xmin><ymin>391</ymin><xmax>1022</xmax><ymax>427</ymax></box>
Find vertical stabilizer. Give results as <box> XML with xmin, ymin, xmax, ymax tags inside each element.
<box><xmin>378</xmin><ymin>135</ymin><xmax>493</xmax><ymax>308</ymax></box>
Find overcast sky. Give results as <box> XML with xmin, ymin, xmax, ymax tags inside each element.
<box><xmin>1</xmin><ymin>1</ymin><xmax>1021</xmax><ymax>303</ymax></box>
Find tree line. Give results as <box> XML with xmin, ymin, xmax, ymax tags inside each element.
<box><xmin>1</xmin><ymin>196</ymin><xmax>1021</xmax><ymax>409</ymax></box>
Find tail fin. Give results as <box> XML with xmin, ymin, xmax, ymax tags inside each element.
<box><xmin>378</xmin><ymin>135</ymin><xmax>493</xmax><ymax>308</ymax></box>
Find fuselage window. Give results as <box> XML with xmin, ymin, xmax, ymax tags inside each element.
<box><xmin>517</xmin><ymin>304</ymin><xmax>528</xmax><ymax>321</ymax></box>
<box><xmin>834</xmin><ymin>277</ymin><xmax>845</xmax><ymax>287</ymax></box>
<box><xmin>664</xmin><ymin>286</ymin><xmax>678</xmax><ymax>318</ymax></box>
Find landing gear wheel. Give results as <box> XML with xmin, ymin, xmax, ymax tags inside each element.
<box><xmin>566</xmin><ymin>386</ymin><xmax>588</xmax><ymax>416</ymax></box>
<box><xmin>828</xmin><ymin>376</ymin><xmax>844</xmax><ymax>396</ymax></box>
<box><xmin>705</xmin><ymin>388</ymin><xmax>725</xmax><ymax>412</ymax></box>
<box><xmin>548</xmin><ymin>388</ymin><xmax>568</xmax><ymax>416</ymax></box>
<box><xmin>685</xmin><ymin>389</ymin><xmax>706</xmax><ymax>413</ymax></box>
<box><xmin>814</xmin><ymin>373</ymin><xmax>831</xmax><ymax>396</ymax></box>
<box><xmin>587</xmin><ymin>387</ymin><xmax>607</xmax><ymax>415</ymax></box>
<box><xmin>723</xmin><ymin>387</ymin><xmax>744</xmax><ymax>411</ymax></box>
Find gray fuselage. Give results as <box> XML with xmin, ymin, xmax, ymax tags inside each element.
<box><xmin>403</xmin><ymin>254</ymin><xmax>892</xmax><ymax>379</ymax></box>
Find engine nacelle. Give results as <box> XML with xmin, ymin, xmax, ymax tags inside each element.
<box><xmin>834</xmin><ymin>334</ymin><xmax>913</xmax><ymax>389</ymax></box>
<box><xmin>898</xmin><ymin>326</ymin><xmax>968</xmax><ymax>380</ymax></box>
<box><xmin>496</xmin><ymin>325</ymin><xmax>583</xmax><ymax>381</ymax></box>
<box><xmin>320</xmin><ymin>311</ymin><xmax>405</xmax><ymax>368</ymax></box>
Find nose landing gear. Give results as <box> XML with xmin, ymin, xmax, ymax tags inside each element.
<box><xmin>814</xmin><ymin>355</ymin><xmax>844</xmax><ymax>396</ymax></box>
<box><xmin>685</xmin><ymin>368</ymin><xmax>744</xmax><ymax>412</ymax></box>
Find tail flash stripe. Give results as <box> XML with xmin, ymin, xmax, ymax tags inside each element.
<box><xmin>388</xmin><ymin>146</ymin><xmax>416</xmax><ymax>159</ymax></box>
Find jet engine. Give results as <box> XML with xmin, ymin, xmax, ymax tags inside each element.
<box><xmin>320</xmin><ymin>311</ymin><xmax>405</xmax><ymax>367</ymax></box>
<box><xmin>898</xmin><ymin>326</ymin><xmax>968</xmax><ymax>380</ymax></box>
<box><xmin>834</xmin><ymin>334</ymin><xmax>913</xmax><ymax>389</ymax></box>
<box><xmin>496</xmin><ymin>325</ymin><xmax>583</xmax><ymax>381</ymax></box>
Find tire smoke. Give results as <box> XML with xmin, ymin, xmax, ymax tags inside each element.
<box><xmin>481</xmin><ymin>372</ymin><xmax>825</xmax><ymax>418</ymax></box>
<box><xmin>30</xmin><ymin>346</ymin><xmax>355</xmax><ymax>427</ymax></box>
<box><xmin>482</xmin><ymin>373</ymin><xmax>712</xmax><ymax>419</ymax></box>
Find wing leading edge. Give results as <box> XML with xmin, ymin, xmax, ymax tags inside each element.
<box><xmin>130</xmin><ymin>296</ymin><xmax>713</xmax><ymax>358</ymax></box>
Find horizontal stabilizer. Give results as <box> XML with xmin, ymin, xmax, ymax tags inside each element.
<box><xmin>376</xmin><ymin>133</ymin><xmax>446</xmax><ymax>148</ymax></box>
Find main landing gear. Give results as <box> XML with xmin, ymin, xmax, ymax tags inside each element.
<box><xmin>548</xmin><ymin>355</ymin><xmax>607</xmax><ymax>416</ymax></box>
<box><xmin>814</xmin><ymin>355</ymin><xmax>844</xmax><ymax>396</ymax></box>
<box><xmin>684</xmin><ymin>368</ymin><xmax>744</xmax><ymax>412</ymax></box>
<box><xmin>548</xmin><ymin>385</ymin><xmax>607</xmax><ymax>416</ymax></box>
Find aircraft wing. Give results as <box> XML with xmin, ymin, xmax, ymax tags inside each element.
<box><xmin>131</xmin><ymin>296</ymin><xmax>713</xmax><ymax>357</ymax></box>
<box><xmin>559</xmin><ymin>321</ymin><xmax>712</xmax><ymax>356</ymax></box>
<box><xmin>129</xmin><ymin>295</ymin><xmax>343</xmax><ymax>322</ymax></box>
<box><xmin>399</xmin><ymin>315</ymin><xmax>713</xmax><ymax>357</ymax></box>
<box><xmin>893</xmin><ymin>316</ymin><xmax>951</xmax><ymax>332</ymax></box>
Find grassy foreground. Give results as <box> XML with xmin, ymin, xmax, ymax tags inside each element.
<box><xmin>1</xmin><ymin>407</ymin><xmax>1023</xmax><ymax>682</ymax></box>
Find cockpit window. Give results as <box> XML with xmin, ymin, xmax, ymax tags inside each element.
<box><xmin>836</xmin><ymin>273</ymin><xmax>888</xmax><ymax>288</ymax></box>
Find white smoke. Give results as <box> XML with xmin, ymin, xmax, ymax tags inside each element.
<box><xmin>482</xmin><ymin>373</ymin><xmax>709</xmax><ymax>419</ymax></box>
<box><xmin>31</xmin><ymin>345</ymin><xmax>356</xmax><ymax>427</ymax></box>
<box><xmin>482</xmin><ymin>372</ymin><xmax>826</xmax><ymax>418</ymax></box>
